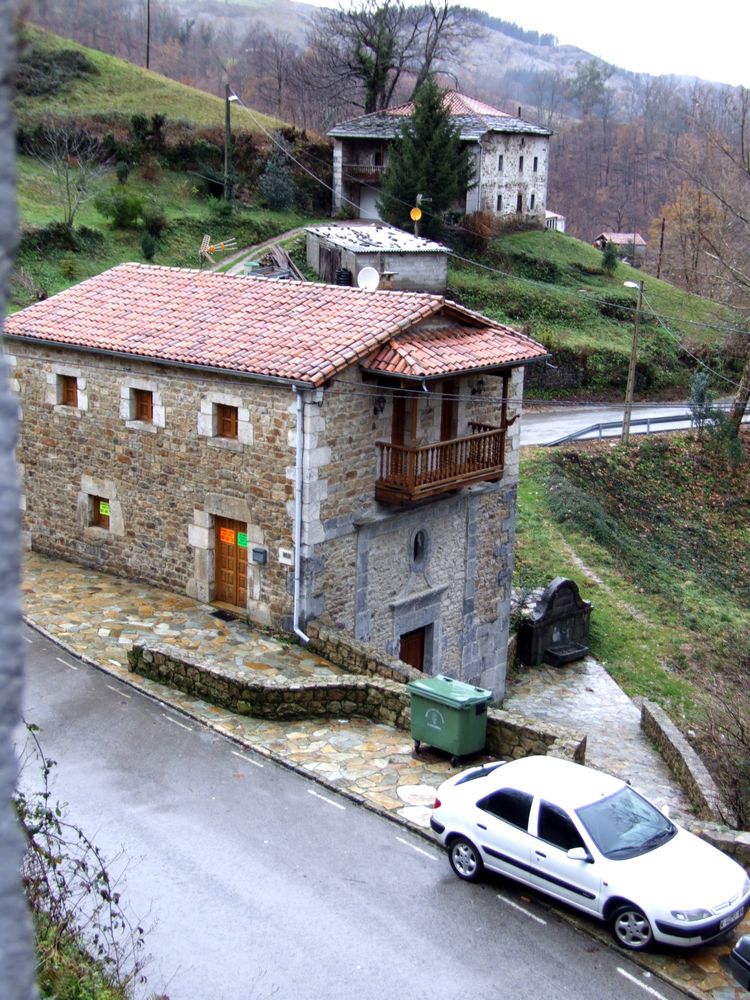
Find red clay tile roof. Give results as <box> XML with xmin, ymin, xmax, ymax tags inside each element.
<box><xmin>387</xmin><ymin>90</ymin><xmax>510</xmax><ymax>119</ymax></box>
<box><xmin>362</xmin><ymin>323</ymin><xmax>548</xmax><ymax>378</ymax></box>
<box><xmin>4</xmin><ymin>263</ymin><xmax>546</xmax><ymax>386</ymax></box>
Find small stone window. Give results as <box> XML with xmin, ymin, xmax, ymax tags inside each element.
<box><xmin>497</xmin><ymin>153</ymin><xmax>503</xmax><ymax>171</ymax></box>
<box><xmin>516</xmin><ymin>193</ymin><xmax>523</xmax><ymax>213</ymax></box>
<box><xmin>518</xmin><ymin>155</ymin><xmax>524</xmax><ymax>172</ymax></box>
<box><xmin>533</xmin><ymin>156</ymin><xmax>538</xmax><ymax>173</ymax></box>
<box><xmin>530</xmin><ymin>193</ymin><xmax>536</xmax><ymax>210</ymax></box>
<box><xmin>133</xmin><ymin>388</ymin><xmax>153</xmax><ymax>423</ymax></box>
<box><xmin>89</xmin><ymin>495</ymin><xmax>110</xmax><ymax>530</ymax></box>
<box><xmin>496</xmin><ymin>193</ymin><xmax>502</xmax><ymax>211</ymax></box>
<box><xmin>410</xmin><ymin>528</ymin><xmax>430</xmax><ymax>570</ymax></box>
<box><xmin>216</xmin><ymin>403</ymin><xmax>239</xmax><ymax>439</ymax></box>
<box><xmin>59</xmin><ymin>374</ymin><xmax>78</xmax><ymax>407</ymax></box>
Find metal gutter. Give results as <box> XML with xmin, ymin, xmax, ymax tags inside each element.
<box><xmin>292</xmin><ymin>386</ymin><xmax>309</xmax><ymax>644</ymax></box>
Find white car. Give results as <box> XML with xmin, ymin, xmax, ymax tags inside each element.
<box><xmin>430</xmin><ymin>756</ymin><xmax>750</xmax><ymax>951</ymax></box>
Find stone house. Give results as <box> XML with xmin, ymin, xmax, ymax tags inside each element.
<box><xmin>5</xmin><ymin>263</ymin><xmax>547</xmax><ymax>698</ymax></box>
<box><xmin>305</xmin><ymin>224</ymin><xmax>451</xmax><ymax>292</ymax></box>
<box><xmin>329</xmin><ymin>91</ymin><xmax>552</xmax><ymax>224</ymax></box>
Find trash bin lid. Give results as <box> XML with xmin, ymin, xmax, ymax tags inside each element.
<box><xmin>407</xmin><ymin>674</ymin><xmax>493</xmax><ymax>707</ymax></box>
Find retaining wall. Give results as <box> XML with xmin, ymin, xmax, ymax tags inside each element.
<box><xmin>128</xmin><ymin>641</ymin><xmax>587</xmax><ymax>763</ymax></box>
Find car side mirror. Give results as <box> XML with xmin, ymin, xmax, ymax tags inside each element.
<box><xmin>567</xmin><ymin>847</ymin><xmax>593</xmax><ymax>863</ymax></box>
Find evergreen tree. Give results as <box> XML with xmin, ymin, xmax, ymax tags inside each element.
<box><xmin>377</xmin><ymin>77</ymin><xmax>474</xmax><ymax>236</ymax></box>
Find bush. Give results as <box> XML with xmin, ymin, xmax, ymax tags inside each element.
<box><xmin>141</xmin><ymin>201</ymin><xmax>168</xmax><ymax>238</ymax></box>
<box><xmin>94</xmin><ymin>189</ymin><xmax>144</xmax><ymax>228</ymax></box>
<box><xmin>58</xmin><ymin>253</ymin><xmax>80</xmax><ymax>279</ymax></box>
<box><xmin>601</xmin><ymin>241</ymin><xmax>619</xmax><ymax>275</ymax></box>
<box><xmin>140</xmin><ymin>232</ymin><xmax>156</xmax><ymax>261</ymax></box>
<box><xmin>258</xmin><ymin>140</ymin><xmax>296</xmax><ymax>211</ymax></box>
<box><xmin>116</xmin><ymin>161</ymin><xmax>129</xmax><ymax>185</ymax></box>
<box><xmin>15</xmin><ymin>44</ymin><xmax>98</xmax><ymax>96</ymax></box>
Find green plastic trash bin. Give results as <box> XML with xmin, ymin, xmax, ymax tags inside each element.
<box><xmin>407</xmin><ymin>674</ymin><xmax>493</xmax><ymax>762</ymax></box>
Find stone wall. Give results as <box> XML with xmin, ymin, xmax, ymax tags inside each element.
<box><xmin>641</xmin><ymin>700</ymin><xmax>731</xmax><ymax>822</ymax></box>
<box><xmin>129</xmin><ymin>640</ymin><xmax>587</xmax><ymax>763</ymax></box>
<box><xmin>472</xmin><ymin>133</ymin><xmax>549</xmax><ymax>219</ymax></box>
<box><xmin>11</xmin><ymin>343</ymin><xmax>298</xmax><ymax>626</ymax></box>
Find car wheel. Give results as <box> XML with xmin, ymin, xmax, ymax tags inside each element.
<box><xmin>448</xmin><ymin>837</ymin><xmax>484</xmax><ymax>882</ymax></box>
<box><xmin>609</xmin><ymin>904</ymin><xmax>653</xmax><ymax>951</ymax></box>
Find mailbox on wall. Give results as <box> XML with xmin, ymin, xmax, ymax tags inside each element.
<box><xmin>251</xmin><ymin>547</ymin><xmax>268</xmax><ymax>565</ymax></box>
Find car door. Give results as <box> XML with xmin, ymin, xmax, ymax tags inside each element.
<box><xmin>528</xmin><ymin>799</ymin><xmax>602</xmax><ymax>914</ymax></box>
<box><xmin>473</xmin><ymin>787</ymin><xmax>537</xmax><ymax>888</ymax></box>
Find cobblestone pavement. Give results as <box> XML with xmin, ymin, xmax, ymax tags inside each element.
<box><xmin>22</xmin><ymin>551</ymin><xmax>749</xmax><ymax>999</ymax></box>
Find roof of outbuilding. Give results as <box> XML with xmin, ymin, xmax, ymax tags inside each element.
<box><xmin>306</xmin><ymin>224</ymin><xmax>450</xmax><ymax>255</ymax></box>
<box><xmin>328</xmin><ymin>89</ymin><xmax>552</xmax><ymax>141</ymax></box>
<box><xmin>4</xmin><ymin>263</ymin><xmax>546</xmax><ymax>386</ymax></box>
<box><xmin>595</xmin><ymin>232</ymin><xmax>647</xmax><ymax>246</ymax></box>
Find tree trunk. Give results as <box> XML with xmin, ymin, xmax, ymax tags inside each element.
<box><xmin>730</xmin><ymin>353</ymin><xmax>750</xmax><ymax>434</ymax></box>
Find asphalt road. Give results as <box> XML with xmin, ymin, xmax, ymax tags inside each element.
<box><xmin>17</xmin><ymin>627</ymin><xmax>688</xmax><ymax>1000</ymax></box>
<box><xmin>519</xmin><ymin>402</ymin><xmax>699</xmax><ymax>447</ymax></box>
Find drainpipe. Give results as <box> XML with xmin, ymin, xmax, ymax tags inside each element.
<box><xmin>292</xmin><ymin>385</ymin><xmax>309</xmax><ymax>644</ymax></box>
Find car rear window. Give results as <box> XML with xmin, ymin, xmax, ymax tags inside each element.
<box><xmin>455</xmin><ymin>762</ymin><xmax>505</xmax><ymax>786</ymax></box>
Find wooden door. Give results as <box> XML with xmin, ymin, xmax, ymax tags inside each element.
<box><xmin>440</xmin><ymin>379</ymin><xmax>458</xmax><ymax>442</ymax></box>
<box><xmin>214</xmin><ymin>517</ymin><xmax>248</xmax><ymax>608</ymax></box>
<box><xmin>399</xmin><ymin>627</ymin><xmax>426</xmax><ymax>671</ymax></box>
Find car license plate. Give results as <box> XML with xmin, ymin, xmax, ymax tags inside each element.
<box><xmin>720</xmin><ymin>908</ymin><xmax>742</xmax><ymax>930</ymax></box>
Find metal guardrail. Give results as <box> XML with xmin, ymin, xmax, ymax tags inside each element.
<box><xmin>542</xmin><ymin>406</ymin><xmax>747</xmax><ymax>447</ymax></box>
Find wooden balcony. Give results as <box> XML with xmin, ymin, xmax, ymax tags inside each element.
<box><xmin>343</xmin><ymin>163</ymin><xmax>385</xmax><ymax>182</ymax></box>
<box><xmin>375</xmin><ymin>422</ymin><xmax>506</xmax><ymax>505</ymax></box>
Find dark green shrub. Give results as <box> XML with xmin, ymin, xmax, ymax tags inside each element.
<box><xmin>141</xmin><ymin>201</ymin><xmax>168</xmax><ymax>238</ymax></box>
<box><xmin>601</xmin><ymin>242</ymin><xmax>619</xmax><ymax>275</ymax></box>
<box><xmin>94</xmin><ymin>189</ymin><xmax>144</xmax><ymax>228</ymax></box>
<box><xmin>140</xmin><ymin>232</ymin><xmax>156</xmax><ymax>261</ymax></box>
<box><xmin>17</xmin><ymin>222</ymin><xmax>79</xmax><ymax>253</ymax></box>
<box><xmin>15</xmin><ymin>45</ymin><xmax>98</xmax><ymax>96</ymax></box>
<box><xmin>116</xmin><ymin>160</ymin><xmax>129</xmax><ymax>184</ymax></box>
<box><xmin>75</xmin><ymin>225</ymin><xmax>106</xmax><ymax>252</ymax></box>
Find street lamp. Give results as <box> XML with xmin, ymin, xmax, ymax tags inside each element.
<box><xmin>622</xmin><ymin>279</ymin><xmax>644</xmax><ymax>443</ymax></box>
<box><xmin>224</xmin><ymin>86</ymin><xmax>239</xmax><ymax>202</ymax></box>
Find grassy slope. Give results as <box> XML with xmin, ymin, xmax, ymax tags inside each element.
<box><xmin>15</xmin><ymin>25</ymin><xmax>282</xmax><ymax>133</ymax></box>
<box><xmin>514</xmin><ymin>435</ymin><xmax>750</xmax><ymax>719</ymax></box>
<box><xmin>449</xmin><ymin>230</ymin><xmax>738</xmax><ymax>382</ymax></box>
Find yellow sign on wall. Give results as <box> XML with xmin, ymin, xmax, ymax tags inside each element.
<box><xmin>410</xmin><ymin>207</ymin><xmax>422</xmax><ymax>222</ymax></box>
<box><xmin>99</xmin><ymin>501</ymin><xmax>110</xmax><ymax>516</ymax></box>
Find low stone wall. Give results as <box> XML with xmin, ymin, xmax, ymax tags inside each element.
<box><xmin>128</xmin><ymin>641</ymin><xmax>587</xmax><ymax>763</ymax></box>
<box><xmin>641</xmin><ymin>700</ymin><xmax>729</xmax><ymax>822</ymax></box>
<box><xmin>305</xmin><ymin>621</ymin><xmax>422</xmax><ymax>684</ymax></box>
<box><xmin>129</xmin><ymin>643</ymin><xmax>411</xmax><ymax>727</ymax></box>
<box><xmin>641</xmin><ymin>700</ymin><xmax>750</xmax><ymax>866</ymax></box>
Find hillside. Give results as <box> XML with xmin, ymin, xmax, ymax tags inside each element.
<box><xmin>446</xmin><ymin>229</ymin><xmax>741</xmax><ymax>399</ymax></box>
<box><xmin>514</xmin><ymin>434</ymin><xmax>750</xmax><ymax>822</ymax></box>
<box><xmin>14</xmin><ymin>25</ymin><xmax>283</xmax><ymax>134</ymax></box>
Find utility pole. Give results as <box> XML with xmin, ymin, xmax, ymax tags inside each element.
<box><xmin>223</xmin><ymin>85</ymin><xmax>238</xmax><ymax>202</ymax></box>
<box><xmin>622</xmin><ymin>279</ymin><xmax>644</xmax><ymax>444</ymax></box>
<box><xmin>146</xmin><ymin>0</ymin><xmax>151</xmax><ymax>70</ymax></box>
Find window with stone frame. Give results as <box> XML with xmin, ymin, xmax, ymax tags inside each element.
<box><xmin>518</xmin><ymin>155</ymin><xmax>524</xmax><ymax>172</ymax></box>
<box><xmin>216</xmin><ymin>403</ymin><xmax>239</xmax><ymax>439</ymax></box>
<box><xmin>533</xmin><ymin>156</ymin><xmax>538</xmax><ymax>172</ymax></box>
<box><xmin>530</xmin><ymin>193</ymin><xmax>536</xmax><ymax>210</ymax></box>
<box><xmin>516</xmin><ymin>192</ymin><xmax>523</xmax><ymax>213</ymax></box>
<box><xmin>132</xmin><ymin>387</ymin><xmax>154</xmax><ymax>423</ymax></box>
<box><xmin>58</xmin><ymin>374</ymin><xmax>78</xmax><ymax>407</ymax></box>
<box><xmin>89</xmin><ymin>495</ymin><xmax>110</xmax><ymax>530</ymax></box>
<box><xmin>496</xmin><ymin>193</ymin><xmax>502</xmax><ymax>211</ymax></box>
<box><xmin>497</xmin><ymin>153</ymin><xmax>503</xmax><ymax>171</ymax></box>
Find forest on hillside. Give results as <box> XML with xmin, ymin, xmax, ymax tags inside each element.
<box><xmin>18</xmin><ymin>0</ymin><xmax>750</xmax><ymax>324</ymax></box>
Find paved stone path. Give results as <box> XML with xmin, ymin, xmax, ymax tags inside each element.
<box><xmin>505</xmin><ymin>658</ymin><xmax>695</xmax><ymax>821</ymax></box>
<box><xmin>21</xmin><ymin>551</ymin><xmax>750</xmax><ymax>999</ymax></box>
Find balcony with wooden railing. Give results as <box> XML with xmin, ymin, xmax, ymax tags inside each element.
<box><xmin>375</xmin><ymin>421</ymin><xmax>506</xmax><ymax>505</ymax></box>
<box><xmin>342</xmin><ymin>163</ymin><xmax>386</xmax><ymax>183</ymax></box>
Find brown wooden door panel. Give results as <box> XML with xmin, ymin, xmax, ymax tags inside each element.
<box><xmin>400</xmin><ymin>627</ymin><xmax>426</xmax><ymax>671</ymax></box>
<box><xmin>215</xmin><ymin>517</ymin><xmax>248</xmax><ymax>608</ymax></box>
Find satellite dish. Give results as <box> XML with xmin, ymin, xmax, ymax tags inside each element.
<box><xmin>357</xmin><ymin>266</ymin><xmax>381</xmax><ymax>291</ymax></box>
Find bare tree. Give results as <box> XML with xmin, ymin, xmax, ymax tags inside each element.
<box><xmin>681</xmin><ymin>85</ymin><xmax>750</xmax><ymax>432</ymax></box>
<box><xmin>30</xmin><ymin>124</ymin><xmax>108</xmax><ymax>231</ymax></box>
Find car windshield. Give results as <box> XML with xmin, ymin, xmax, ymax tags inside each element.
<box><xmin>576</xmin><ymin>786</ymin><xmax>676</xmax><ymax>860</ymax></box>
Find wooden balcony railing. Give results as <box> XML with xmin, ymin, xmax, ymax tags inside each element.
<box><xmin>375</xmin><ymin>422</ymin><xmax>506</xmax><ymax>505</ymax></box>
<box><xmin>342</xmin><ymin>163</ymin><xmax>386</xmax><ymax>182</ymax></box>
